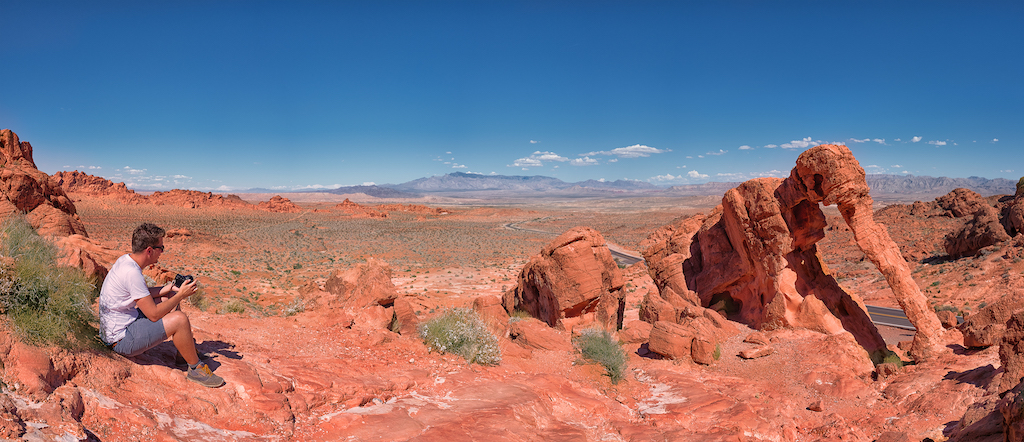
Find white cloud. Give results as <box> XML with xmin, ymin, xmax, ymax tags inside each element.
<box><xmin>446</xmin><ymin>151</ymin><xmax>452</xmax><ymax>154</ymax></box>
<box><xmin>781</xmin><ymin>137</ymin><xmax>818</xmax><ymax>149</ymax></box>
<box><xmin>452</xmin><ymin>163</ymin><xmax>467</xmax><ymax>169</ymax></box>
<box><xmin>890</xmin><ymin>165</ymin><xmax>902</xmax><ymax>168</ymax></box>
<box><xmin>697</xmin><ymin>155</ymin><xmax>705</xmax><ymax>158</ymax></box>
<box><xmin>849</xmin><ymin>138</ymin><xmax>870</xmax><ymax>143</ymax></box>
<box><xmin>530</xmin><ymin>140</ymin><xmax>539</xmax><ymax>144</ymax></box>
<box><xmin>894</xmin><ymin>138</ymin><xmax>901</xmax><ymax>142</ymax></box>
<box><xmin>508</xmin><ymin>151</ymin><xmax>569</xmax><ymax>169</ymax></box>
<box><xmin>127</xmin><ymin>168</ymin><xmax>147</xmax><ymax>175</ymax></box>
<box><xmin>763</xmin><ymin>144</ymin><xmax>777</xmax><ymax>149</ymax></box>
<box><xmin>993</xmin><ymin>138</ymin><xmax>999</xmax><ymax>143</ymax></box>
<box><xmin>1000</xmin><ymin>169</ymin><xmax>1014</xmax><ymax>173</ymax></box>
<box><xmin>739</xmin><ymin>145</ymin><xmax>753</xmax><ymax>150</ymax></box>
<box><xmin>607</xmin><ymin>158</ymin><xmax>618</xmax><ymax>163</ymax></box>
<box><xmin>570</xmin><ymin>156</ymin><xmax>599</xmax><ymax>166</ymax></box>
<box><xmin>688</xmin><ymin>170</ymin><xmax>708</xmax><ymax>179</ymax></box>
<box><xmin>582</xmin><ymin>144</ymin><xmax>670</xmax><ymax>158</ymax></box>
<box><xmin>911</xmin><ymin>136</ymin><xmax>922</xmax><ymax>143</ymax></box>
<box><xmin>532</xmin><ymin>151</ymin><xmax>569</xmax><ymax>162</ymax></box>
<box><xmin>928</xmin><ymin>140</ymin><xmax>947</xmax><ymax>146</ymax></box>
<box><xmin>510</xmin><ymin>157</ymin><xmax>543</xmax><ymax>168</ymax></box>
<box><xmin>864</xmin><ymin>164</ymin><xmax>887</xmax><ymax>174</ymax></box>
<box><xmin>363</xmin><ymin>181</ymin><xmax>376</xmax><ymax>186</ymax></box>
<box><xmin>706</xmin><ymin>149</ymin><xmax>727</xmax><ymax>156</ymax></box>
<box><xmin>872</xmin><ymin>138</ymin><xmax>886</xmax><ymax>145</ymax></box>
<box><xmin>716</xmin><ymin>172</ymin><xmax>746</xmax><ymax>180</ymax></box>
<box><xmin>172</xmin><ymin>175</ymin><xmax>191</xmax><ymax>179</ymax></box>
<box><xmin>648</xmin><ymin>173</ymin><xmax>680</xmax><ymax>182</ymax></box>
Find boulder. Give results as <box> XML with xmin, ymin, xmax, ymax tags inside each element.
<box><xmin>1000</xmin><ymin>312</ymin><xmax>1024</xmax><ymax>393</ymax></box>
<box><xmin>647</xmin><ymin>321</ymin><xmax>694</xmax><ymax>360</ymax></box>
<box><xmin>473</xmin><ymin>296</ymin><xmax>510</xmax><ymax>339</ymax></box>
<box><xmin>959</xmin><ymin>290</ymin><xmax>1024</xmax><ymax>348</ymax></box>
<box><xmin>936</xmin><ymin>188</ymin><xmax>990</xmax><ymax>218</ymax></box>
<box><xmin>944</xmin><ymin>206</ymin><xmax>1011</xmax><ymax>258</ymax></box>
<box><xmin>690</xmin><ymin>338</ymin><xmax>717</xmax><ymax>365</ymax></box>
<box><xmin>503</xmin><ymin>227</ymin><xmax>625</xmax><ymax>331</ymax></box>
<box><xmin>1004</xmin><ymin>194</ymin><xmax>1024</xmax><ymax>237</ymax></box>
<box><xmin>324</xmin><ymin>258</ymin><xmax>399</xmax><ymax>308</ymax></box>
<box><xmin>508</xmin><ymin>318</ymin><xmax>571</xmax><ymax>351</ymax></box>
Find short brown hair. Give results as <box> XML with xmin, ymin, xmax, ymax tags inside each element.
<box><xmin>132</xmin><ymin>223</ymin><xmax>165</xmax><ymax>253</ymax></box>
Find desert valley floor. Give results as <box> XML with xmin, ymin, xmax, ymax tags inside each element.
<box><xmin>5</xmin><ymin>189</ymin><xmax>1024</xmax><ymax>441</ymax></box>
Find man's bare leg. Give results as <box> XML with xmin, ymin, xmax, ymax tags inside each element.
<box><xmin>163</xmin><ymin>311</ymin><xmax>199</xmax><ymax>365</ymax></box>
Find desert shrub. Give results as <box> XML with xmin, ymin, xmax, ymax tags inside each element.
<box><xmin>219</xmin><ymin>297</ymin><xmax>247</xmax><ymax>314</ymax></box>
<box><xmin>713</xmin><ymin>343</ymin><xmax>722</xmax><ymax>361</ymax></box>
<box><xmin>0</xmin><ymin>217</ymin><xmax>99</xmax><ymax>348</ymax></box>
<box><xmin>189</xmin><ymin>287</ymin><xmax>210</xmax><ymax>311</ymax></box>
<box><xmin>573</xmin><ymin>328</ymin><xmax>627</xmax><ymax>384</ymax></box>
<box><xmin>418</xmin><ymin>308</ymin><xmax>501</xmax><ymax>365</ymax></box>
<box><xmin>509</xmin><ymin>309</ymin><xmax>533</xmax><ymax>322</ymax></box>
<box><xmin>934</xmin><ymin>304</ymin><xmax>959</xmax><ymax>314</ymax></box>
<box><xmin>281</xmin><ymin>296</ymin><xmax>308</xmax><ymax>317</ymax></box>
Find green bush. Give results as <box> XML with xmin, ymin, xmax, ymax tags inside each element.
<box><xmin>419</xmin><ymin>308</ymin><xmax>501</xmax><ymax>365</ymax></box>
<box><xmin>219</xmin><ymin>297</ymin><xmax>247</xmax><ymax>314</ymax></box>
<box><xmin>0</xmin><ymin>217</ymin><xmax>100</xmax><ymax>348</ymax></box>
<box><xmin>573</xmin><ymin>328</ymin><xmax>628</xmax><ymax>384</ymax></box>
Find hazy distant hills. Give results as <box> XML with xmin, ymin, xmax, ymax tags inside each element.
<box><xmin>240</xmin><ymin>172</ymin><xmax>1017</xmax><ymax>199</ymax></box>
<box><xmin>864</xmin><ymin>174</ymin><xmax>1015</xmax><ymax>196</ymax></box>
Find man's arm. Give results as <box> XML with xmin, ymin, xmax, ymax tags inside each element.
<box><xmin>137</xmin><ymin>279</ymin><xmax>198</xmax><ymax>321</ymax></box>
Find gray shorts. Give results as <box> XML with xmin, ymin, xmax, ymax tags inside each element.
<box><xmin>114</xmin><ymin>309</ymin><xmax>167</xmax><ymax>357</ymax></box>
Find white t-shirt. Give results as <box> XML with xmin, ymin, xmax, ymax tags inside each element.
<box><xmin>98</xmin><ymin>254</ymin><xmax>152</xmax><ymax>344</ymax></box>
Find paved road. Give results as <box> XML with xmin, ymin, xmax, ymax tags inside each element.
<box><xmin>504</xmin><ymin>220</ymin><xmax>919</xmax><ymax>330</ymax></box>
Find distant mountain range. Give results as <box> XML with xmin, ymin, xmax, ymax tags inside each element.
<box><xmin>236</xmin><ymin>172</ymin><xmax>1017</xmax><ymax>198</ymax></box>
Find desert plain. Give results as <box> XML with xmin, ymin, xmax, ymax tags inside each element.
<box><xmin>3</xmin><ymin>132</ymin><xmax>1024</xmax><ymax>441</ymax></box>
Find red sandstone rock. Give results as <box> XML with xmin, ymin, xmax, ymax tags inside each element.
<box><xmin>52</xmin><ymin>170</ymin><xmax>146</xmax><ymax>204</ymax></box>
<box><xmin>739</xmin><ymin>345</ymin><xmax>774</xmax><ymax>359</ymax></box>
<box><xmin>0</xmin><ymin>129</ymin><xmax>88</xmax><ymax>238</ymax></box>
<box><xmin>376</xmin><ymin>203</ymin><xmax>449</xmax><ymax>216</ymax></box>
<box><xmin>148</xmin><ymin>189</ymin><xmax>252</xmax><ymax>210</ymax></box>
<box><xmin>937</xmin><ymin>188</ymin><xmax>991</xmax><ymax>218</ymax></box>
<box><xmin>473</xmin><ymin>295</ymin><xmax>511</xmax><ymax>338</ymax></box>
<box><xmin>945</xmin><ymin>206</ymin><xmax>1011</xmax><ymax>258</ymax></box>
<box><xmin>937</xmin><ymin>309</ymin><xmax>959</xmax><ymax>329</ymax></box>
<box><xmin>391</xmin><ymin>297</ymin><xmax>421</xmax><ymax>335</ymax></box>
<box><xmin>959</xmin><ymin>291</ymin><xmax>1024</xmax><ymax>348</ymax></box>
<box><xmin>509</xmin><ymin>318</ymin><xmax>571</xmax><ymax>351</ymax></box>
<box><xmin>335</xmin><ymin>198</ymin><xmax>388</xmax><ymax>219</ymax></box>
<box><xmin>1000</xmin><ymin>312</ymin><xmax>1024</xmax><ymax>393</ymax></box>
<box><xmin>641</xmin><ymin>146</ymin><xmax>891</xmax><ymax>359</ymax></box>
<box><xmin>690</xmin><ymin>338</ymin><xmax>717</xmax><ymax>365</ymax></box>
<box><xmin>257</xmin><ymin>195</ymin><xmax>302</xmax><ymax>213</ymax></box>
<box><xmin>323</xmin><ymin>258</ymin><xmax>399</xmax><ymax>309</ymax></box>
<box><xmin>1006</xmin><ymin>195</ymin><xmax>1024</xmax><ymax>237</ymax></box>
<box><xmin>52</xmin><ymin>234</ymin><xmax>120</xmax><ymax>281</ymax></box>
<box><xmin>503</xmin><ymin>226</ymin><xmax>625</xmax><ymax>331</ymax></box>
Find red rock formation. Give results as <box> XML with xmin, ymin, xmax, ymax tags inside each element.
<box><xmin>323</xmin><ymin>258</ymin><xmax>399</xmax><ymax>308</ymax></box>
<box><xmin>502</xmin><ymin>226</ymin><xmax>625</xmax><ymax>331</ymax></box>
<box><xmin>51</xmin><ymin>170</ymin><xmax>146</xmax><ymax>204</ymax></box>
<box><xmin>256</xmin><ymin>195</ymin><xmax>302</xmax><ymax>213</ymax></box>
<box><xmin>147</xmin><ymin>189</ymin><xmax>252</xmax><ymax>210</ymax></box>
<box><xmin>335</xmin><ymin>198</ymin><xmax>388</xmax><ymax>219</ymax></box>
<box><xmin>52</xmin><ymin>235</ymin><xmax>121</xmax><ymax>281</ymax></box>
<box><xmin>0</xmin><ymin>129</ymin><xmax>88</xmax><ymax>237</ymax></box>
<box><xmin>1000</xmin><ymin>311</ymin><xmax>1024</xmax><ymax>393</ymax></box>
<box><xmin>937</xmin><ymin>188</ymin><xmax>990</xmax><ymax>218</ymax></box>
<box><xmin>944</xmin><ymin>206</ymin><xmax>1011</xmax><ymax>258</ymax></box>
<box><xmin>643</xmin><ymin>144</ymin><xmax>953</xmax><ymax>361</ymax></box>
<box><xmin>1005</xmin><ymin>193</ymin><xmax>1024</xmax><ymax>237</ymax></box>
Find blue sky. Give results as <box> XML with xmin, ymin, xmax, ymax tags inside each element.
<box><xmin>1</xmin><ymin>1</ymin><xmax>1021</xmax><ymax>191</ymax></box>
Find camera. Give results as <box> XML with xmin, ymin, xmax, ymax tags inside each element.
<box><xmin>173</xmin><ymin>274</ymin><xmax>194</xmax><ymax>287</ymax></box>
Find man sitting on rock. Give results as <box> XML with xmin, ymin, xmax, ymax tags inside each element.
<box><xmin>98</xmin><ymin>223</ymin><xmax>224</xmax><ymax>388</ymax></box>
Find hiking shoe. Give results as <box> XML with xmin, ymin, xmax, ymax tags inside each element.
<box><xmin>186</xmin><ymin>362</ymin><xmax>225</xmax><ymax>388</ymax></box>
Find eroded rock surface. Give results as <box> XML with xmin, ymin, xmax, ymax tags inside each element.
<box><xmin>642</xmin><ymin>144</ymin><xmax>952</xmax><ymax>361</ymax></box>
<box><xmin>257</xmin><ymin>195</ymin><xmax>303</xmax><ymax>213</ymax></box>
<box><xmin>0</xmin><ymin>129</ymin><xmax>88</xmax><ymax>237</ymax></box>
<box><xmin>503</xmin><ymin>226</ymin><xmax>625</xmax><ymax>331</ymax></box>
